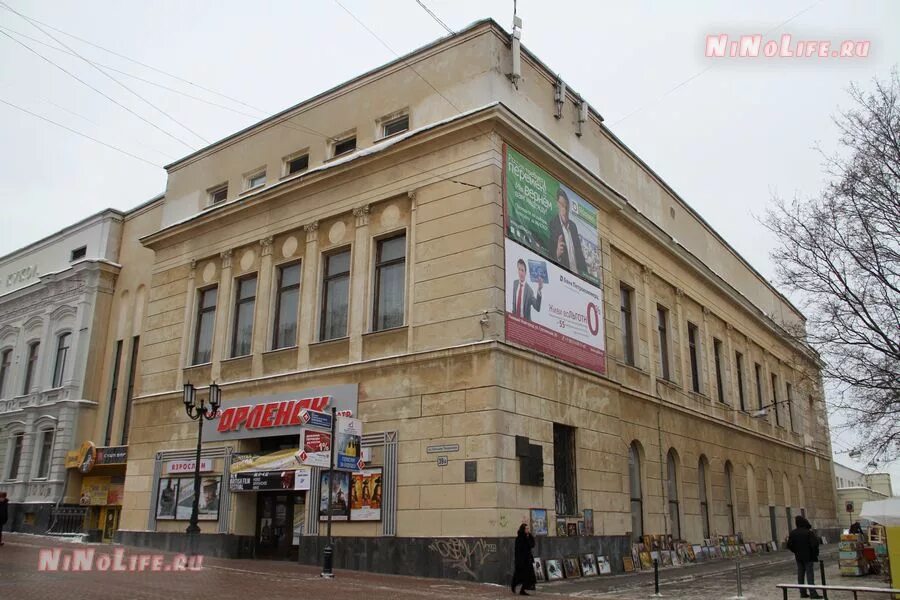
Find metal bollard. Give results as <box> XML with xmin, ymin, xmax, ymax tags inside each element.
<box><xmin>736</xmin><ymin>558</ymin><xmax>745</xmax><ymax>599</ymax></box>
<box><xmin>653</xmin><ymin>558</ymin><xmax>661</xmax><ymax>597</ymax></box>
<box><xmin>819</xmin><ymin>560</ymin><xmax>827</xmax><ymax>600</ymax></box>
<box><xmin>321</xmin><ymin>543</ymin><xmax>334</xmax><ymax>578</ymax></box>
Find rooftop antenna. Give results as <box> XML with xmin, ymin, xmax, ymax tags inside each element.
<box><xmin>508</xmin><ymin>0</ymin><xmax>522</xmax><ymax>87</ymax></box>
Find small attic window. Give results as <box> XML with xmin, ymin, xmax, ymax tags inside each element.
<box><xmin>70</xmin><ymin>246</ymin><xmax>86</xmax><ymax>261</ymax></box>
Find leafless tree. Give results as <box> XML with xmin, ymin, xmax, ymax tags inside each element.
<box><xmin>765</xmin><ymin>70</ymin><xmax>899</xmax><ymax>462</ymax></box>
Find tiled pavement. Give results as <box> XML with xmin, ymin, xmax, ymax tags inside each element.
<box><xmin>0</xmin><ymin>533</ymin><xmax>893</xmax><ymax>599</ymax></box>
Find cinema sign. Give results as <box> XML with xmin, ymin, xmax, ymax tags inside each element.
<box><xmin>204</xmin><ymin>384</ymin><xmax>358</xmax><ymax>442</ymax></box>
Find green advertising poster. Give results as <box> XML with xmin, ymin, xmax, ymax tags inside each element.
<box><xmin>505</xmin><ymin>146</ymin><xmax>601</xmax><ymax>286</ymax></box>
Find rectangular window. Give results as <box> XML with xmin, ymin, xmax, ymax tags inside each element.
<box><xmin>286</xmin><ymin>154</ymin><xmax>309</xmax><ymax>175</ymax></box>
<box><xmin>553</xmin><ymin>423</ymin><xmax>577</xmax><ymax>516</ymax></box>
<box><xmin>619</xmin><ymin>285</ymin><xmax>635</xmax><ymax>366</ymax></box>
<box><xmin>382</xmin><ymin>114</ymin><xmax>409</xmax><ymax>138</ymax></box>
<box><xmin>231</xmin><ymin>275</ymin><xmax>257</xmax><ymax>357</ymax></box>
<box><xmin>786</xmin><ymin>382</ymin><xmax>795</xmax><ymax>432</ymax></box>
<box><xmin>771</xmin><ymin>373</ymin><xmax>781</xmax><ymax>426</ymax></box>
<box><xmin>0</xmin><ymin>348</ymin><xmax>11</xmax><ymax>397</ymax></box>
<box><xmin>103</xmin><ymin>340</ymin><xmax>123</xmax><ymax>446</ymax></box>
<box><xmin>657</xmin><ymin>306</ymin><xmax>670</xmax><ymax>380</ymax></box>
<box><xmin>713</xmin><ymin>338</ymin><xmax>725</xmax><ymax>403</ymax></box>
<box><xmin>320</xmin><ymin>249</ymin><xmax>351</xmax><ymax>341</ymax></box>
<box><xmin>36</xmin><ymin>428</ymin><xmax>54</xmax><ymax>479</ymax></box>
<box><xmin>120</xmin><ymin>336</ymin><xmax>140</xmax><ymax>445</ymax></box>
<box><xmin>333</xmin><ymin>136</ymin><xmax>357</xmax><ymax>157</ymax></box>
<box><xmin>23</xmin><ymin>341</ymin><xmax>39</xmax><ymax>394</ymax></box>
<box><xmin>687</xmin><ymin>322</ymin><xmax>700</xmax><ymax>393</ymax></box>
<box><xmin>52</xmin><ymin>332</ymin><xmax>71</xmax><ymax>388</ymax></box>
<box><xmin>7</xmin><ymin>432</ymin><xmax>24</xmax><ymax>479</ymax></box>
<box><xmin>208</xmin><ymin>184</ymin><xmax>228</xmax><ymax>204</ymax></box>
<box><xmin>272</xmin><ymin>262</ymin><xmax>301</xmax><ymax>350</ymax></box>
<box><xmin>70</xmin><ymin>246</ymin><xmax>86</xmax><ymax>261</ymax></box>
<box><xmin>373</xmin><ymin>234</ymin><xmax>406</xmax><ymax>331</ymax></box>
<box><xmin>245</xmin><ymin>170</ymin><xmax>266</xmax><ymax>190</ymax></box>
<box><xmin>754</xmin><ymin>362</ymin><xmax>764</xmax><ymax>410</ymax></box>
<box><xmin>193</xmin><ymin>287</ymin><xmax>217</xmax><ymax>364</ymax></box>
<box><xmin>735</xmin><ymin>352</ymin><xmax>746</xmax><ymax>411</ymax></box>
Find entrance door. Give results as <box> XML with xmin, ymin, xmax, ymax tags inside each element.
<box><xmin>101</xmin><ymin>507</ymin><xmax>120</xmax><ymax>542</ymax></box>
<box><xmin>769</xmin><ymin>505</ymin><xmax>778</xmax><ymax>542</ymax></box>
<box><xmin>256</xmin><ymin>493</ymin><xmax>297</xmax><ymax>559</ymax></box>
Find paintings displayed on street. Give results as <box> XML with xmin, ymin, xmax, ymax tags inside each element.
<box><xmin>545</xmin><ymin>559</ymin><xmax>564</xmax><ymax>581</ymax></box>
<box><xmin>532</xmin><ymin>557</ymin><xmax>545</xmax><ymax>582</ymax></box>
<box><xmin>530</xmin><ymin>508</ymin><xmax>548</xmax><ymax>536</ymax></box>
<box><xmin>596</xmin><ymin>555</ymin><xmax>611</xmax><ymax>575</ymax></box>
<box><xmin>580</xmin><ymin>553</ymin><xmax>597</xmax><ymax>576</ymax></box>
<box><xmin>556</xmin><ymin>518</ymin><xmax>567</xmax><ymax>536</ymax></box>
<box><xmin>622</xmin><ymin>556</ymin><xmax>635</xmax><ymax>573</ymax></box>
<box><xmin>563</xmin><ymin>556</ymin><xmax>581</xmax><ymax>578</ymax></box>
<box><xmin>583</xmin><ymin>509</ymin><xmax>594</xmax><ymax>536</ymax></box>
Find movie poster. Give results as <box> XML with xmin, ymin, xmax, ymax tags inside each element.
<box><xmin>350</xmin><ymin>468</ymin><xmax>382</xmax><ymax>521</ymax></box>
<box><xmin>318</xmin><ymin>471</ymin><xmax>350</xmax><ymax>521</ymax></box>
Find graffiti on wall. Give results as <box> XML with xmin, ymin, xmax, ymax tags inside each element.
<box><xmin>428</xmin><ymin>538</ymin><xmax>497</xmax><ymax>580</ymax></box>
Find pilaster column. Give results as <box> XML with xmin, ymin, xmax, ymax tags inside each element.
<box><xmin>641</xmin><ymin>264</ymin><xmax>656</xmax><ymax>392</ymax></box>
<box><xmin>725</xmin><ymin>324</ymin><xmax>738</xmax><ymax>408</ymax></box>
<box><xmin>349</xmin><ymin>205</ymin><xmax>371</xmax><ymax>362</ymax></box>
<box><xmin>297</xmin><ymin>222</ymin><xmax>319</xmax><ymax>370</ymax></box>
<box><xmin>210</xmin><ymin>250</ymin><xmax>233</xmax><ymax>381</ymax></box>
<box><xmin>701</xmin><ymin>306</ymin><xmax>714</xmax><ymax>399</ymax></box>
<box><xmin>176</xmin><ymin>260</ymin><xmax>198</xmax><ymax>388</ymax></box>
<box><xmin>406</xmin><ymin>192</ymin><xmax>417</xmax><ymax>349</ymax></box>
<box><xmin>251</xmin><ymin>237</ymin><xmax>274</xmax><ymax>377</ymax></box>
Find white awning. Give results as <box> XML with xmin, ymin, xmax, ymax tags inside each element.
<box><xmin>859</xmin><ymin>498</ymin><xmax>900</xmax><ymax>526</ymax></box>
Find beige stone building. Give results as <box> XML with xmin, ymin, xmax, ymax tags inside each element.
<box><xmin>834</xmin><ymin>462</ymin><xmax>895</xmax><ymax>529</ymax></box>
<box><xmin>115</xmin><ymin>19</ymin><xmax>839</xmax><ymax>580</ymax></box>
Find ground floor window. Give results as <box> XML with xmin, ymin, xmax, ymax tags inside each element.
<box><xmin>553</xmin><ymin>423</ymin><xmax>577</xmax><ymax>516</ymax></box>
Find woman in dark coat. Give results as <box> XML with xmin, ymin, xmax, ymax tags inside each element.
<box><xmin>511</xmin><ymin>523</ymin><xmax>536</xmax><ymax>595</ymax></box>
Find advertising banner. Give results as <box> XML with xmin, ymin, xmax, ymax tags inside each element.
<box><xmin>350</xmin><ymin>468</ymin><xmax>382</xmax><ymax>521</ymax></box>
<box><xmin>155</xmin><ymin>476</ymin><xmax>219</xmax><ymax>521</ymax></box>
<box><xmin>229</xmin><ymin>470</ymin><xmax>297</xmax><ymax>492</ymax></box>
<box><xmin>334</xmin><ymin>416</ymin><xmax>363</xmax><ymax>472</ymax></box>
<box><xmin>204</xmin><ymin>384</ymin><xmax>357</xmax><ymax>442</ymax></box>
<box><xmin>294</xmin><ymin>466</ymin><xmax>312</xmax><ymax>491</ymax></box>
<box><xmin>95</xmin><ymin>446</ymin><xmax>128</xmax><ymax>465</ymax></box>
<box><xmin>505</xmin><ymin>238</ymin><xmax>606</xmax><ymax>374</ymax></box>
<box><xmin>165</xmin><ymin>458</ymin><xmax>213</xmax><ymax>475</ymax></box>
<box><xmin>298</xmin><ymin>429</ymin><xmax>331</xmax><ymax>468</ymax></box>
<box><xmin>79</xmin><ymin>476</ymin><xmax>110</xmax><ymax>506</ymax></box>
<box><xmin>319</xmin><ymin>471</ymin><xmax>350</xmax><ymax>521</ymax></box>
<box><xmin>231</xmin><ymin>449</ymin><xmax>302</xmax><ymax>473</ymax></box>
<box><xmin>504</xmin><ymin>146</ymin><xmax>602</xmax><ymax>286</ymax></box>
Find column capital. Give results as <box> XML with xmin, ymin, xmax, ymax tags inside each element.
<box><xmin>260</xmin><ymin>236</ymin><xmax>274</xmax><ymax>257</ymax></box>
<box><xmin>303</xmin><ymin>221</ymin><xmax>319</xmax><ymax>243</ymax></box>
<box><xmin>220</xmin><ymin>250</ymin><xmax>233</xmax><ymax>270</ymax></box>
<box><xmin>353</xmin><ymin>204</ymin><xmax>370</xmax><ymax>227</ymax></box>
<box><xmin>189</xmin><ymin>259</ymin><xmax>197</xmax><ymax>276</ymax></box>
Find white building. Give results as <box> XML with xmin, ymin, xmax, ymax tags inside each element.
<box><xmin>0</xmin><ymin>210</ymin><xmax>124</xmax><ymax>531</ymax></box>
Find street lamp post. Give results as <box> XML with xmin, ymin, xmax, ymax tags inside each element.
<box><xmin>182</xmin><ymin>382</ymin><xmax>221</xmax><ymax>535</ymax></box>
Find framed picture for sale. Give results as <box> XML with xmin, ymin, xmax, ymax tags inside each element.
<box><xmin>545</xmin><ymin>559</ymin><xmax>564</xmax><ymax>581</ymax></box>
<box><xmin>530</xmin><ymin>508</ymin><xmax>548</xmax><ymax>536</ymax></box>
<box><xmin>532</xmin><ymin>557</ymin><xmax>545</xmax><ymax>582</ymax></box>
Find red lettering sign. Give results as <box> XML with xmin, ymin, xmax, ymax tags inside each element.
<box><xmin>214</xmin><ymin>396</ymin><xmax>337</xmax><ymax>435</ymax></box>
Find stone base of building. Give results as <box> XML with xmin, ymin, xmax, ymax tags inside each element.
<box><xmin>6</xmin><ymin>502</ymin><xmax>57</xmax><ymax>534</ymax></box>
<box><xmin>116</xmin><ymin>530</ymin><xmax>254</xmax><ymax>558</ymax></box>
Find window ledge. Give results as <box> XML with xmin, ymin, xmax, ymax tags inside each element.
<box><xmin>263</xmin><ymin>345</ymin><xmax>298</xmax><ymax>356</ymax></box>
<box><xmin>311</xmin><ymin>336</ymin><xmax>349</xmax><ymax>348</ymax></box>
<box><xmin>615</xmin><ymin>360</ymin><xmax>647</xmax><ymax>375</ymax></box>
<box><xmin>221</xmin><ymin>354</ymin><xmax>252</xmax><ymax>365</ymax></box>
<box><xmin>688</xmin><ymin>390</ymin><xmax>708</xmax><ymax>401</ymax></box>
<box><xmin>185</xmin><ymin>361</ymin><xmax>212</xmax><ymax>369</ymax></box>
<box><xmin>364</xmin><ymin>325</ymin><xmax>408</xmax><ymax>338</ymax></box>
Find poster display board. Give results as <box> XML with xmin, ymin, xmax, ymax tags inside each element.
<box><xmin>350</xmin><ymin>468</ymin><xmax>382</xmax><ymax>521</ymax></box>
<box><xmin>334</xmin><ymin>416</ymin><xmax>363</xmax><ymax>471</ymax></box>
<box><xmin>155</xmin><ymin>476</ymin><xmax>220</xmax><ymax>521</ymax></box>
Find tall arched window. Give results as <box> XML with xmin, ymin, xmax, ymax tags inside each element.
<box><xmin>667</xmin><ymin>449</ymin><xmax>681</xmax><ymax>540</ymax></box>
<box><xmin>725</xmin><ymin>461</ymin><xmax>735</xmax><ymax>534</ymax></box>
<box><xmin>629</xmin><ymin>442</ymin><xmax>644</xmax><ymax>540</ymax></box>
<box><xmin>52</xmin><ymin>332</ymin><xmax>71</xmax><ymax>388</ymax></box>
<box><xmin>698</xmin><ymin>456</ymin><xmax>710</xmax><ymax>539</ymax></box>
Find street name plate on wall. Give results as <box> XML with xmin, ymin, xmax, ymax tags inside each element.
<box><xmin>426</xmin><ymin>444</ymin><xmax>460</xmax><ymax>454</ymax></box>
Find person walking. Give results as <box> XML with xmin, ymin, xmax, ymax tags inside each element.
<box><xmin>787</xmin><ymin>515</ymin><xmax>821</xmax><ymax>598</ymax></box>
<box><xmin>510</xmin><ymin>523</ymin><xmax>536</xmax><ymax>595</ymax></box>
<box><xmin>0</xmin><ymin>491</ymin><xmax>9</xmax><ymax>546</ymax></box>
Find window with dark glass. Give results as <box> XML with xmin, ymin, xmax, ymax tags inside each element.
<box><xmin>36</xmin><ymin>428</ymin><xmax>54</xmax><ymax>478</ymax></box>
<box><xmin>333</xmin><ymin>136</ymin><xmax>357</xmax><ymax>157</ymax></box>
<box><xmin>771</xmin><ymin>373</ymin><xmax>781</xmax><ymax>426</ymax></box>
<box><xmin>698</xmin><ymin>457</ymin><xmax>710</xmax><ymax>538</ymax></box>
<box><xmin>209</xmin><ymin>184</ymin><xmax>228</xmax><ymax>204</ymax></box>
<box><xmin>735</xmin><ymin>351</ymin><xmax>746</xmax><ymax>411</ymax></box>
<box><xmin>620</xmin><ymin>285</ymin><xmax>635</xmax><ymax>366</ymax></box>
<box><xmin>70</xmin><ymin>246</ymin><xmax>86</xmax><ymax>261</ymax></box>
<box><xmin>287</xmin><ymin>154</ymin><xmax>309</xmax><ymax>175</ymax></box>
<box><xmin>273</xmin><ymin>262</ymin><xmax>301</xmax><ymax>349</ymax></box>
<box><xmin>246</xmin><ymin>170</ymin><xmax>266</xmax><ymax>190</ymax></box>
<box><xmin>754</xmin><ymin>362</ymin><xmax>764</xmax><ymax>410</ymax></box>
<box><xmin>666</xmin><ymin>449</ymin><xmax>681</xmax><ymax>539</ymax></box>
<box><xmin>553</xmin><ymin>423</ymin><xmax>578</xmax><ymax>516</ymax></box>
<box><xmin>7</xmin><ymin>432</ymin><xmax>24</xmax><ymax>479</ymax></box>
<box><xmin>687</xmin><ymin>322</ymin><xmax>700</xmax><ymax>393</ymax></box>
<box><xmin>23</xmin><ymin>341</ymin><xmax>39</xmax><ymax>394</ymax></box>
<box><xmin>104</xmin><ymin>340</ymin><xmax>123</xmax><ymax>446</ymax></box>
<box><xmin>786</xmin><ymin>382</ymin><xmax>795</xmax><ymax>431</ymax></box>
<box><xmin>231</xmin><ymin>275</ymin><xmax>257</xmax><ymax>357</ymax></box>
<box><xmin>193</xmin><ymin>287</ymin><xmax>217</xmax><ymax>364</ymax></box>
<box><xmin>657</xmin><ymin>306</ymin><xmax>670</xmax><ymax>380</ymax></box>
<box><xmin>320</xmin><ymin>249</ymin><xmax>351</xmax><ymax>341</ymax></box>
<box><xmin>373</xmin><ymin>234</ymin><xmax>406</xmax><ymax>331</ymax></box>
<box><xmin>725</xmin><ymin>462</ymin><xmax>736</xmax><ymax>534</ymax></box>
<box><xmin>52</xmin><ymin>332</ymin><xmax>71</xmax><ymax>388</ymax></box>
<box><xmin>382</xmin><ymin>115</ymin><xmax>409</xmax><ymax>137</ymax></box>
<box><xmin>713</xmin><ymin>338</ymin><xmax>725</xmax><ymax>403</ymax></box>
<box><xmin>629</xmin><ymin>442</ymin><xmax>643</xmax><ymax>540</ymax></box>
<box><xmin>0</xmin><ymin>348</ymin><xmax>11</xmax><ymax>397</ymax></box>
<box><xmin>120</xmin><ymin>336</ymin><xmax>140</xmax><ymax>445</ymax></box>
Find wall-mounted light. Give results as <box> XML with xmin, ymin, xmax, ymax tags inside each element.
<box><xmin>554</xmin><ymin>77</ymin><xmax>566</xmax><ymax>119</ymax></box>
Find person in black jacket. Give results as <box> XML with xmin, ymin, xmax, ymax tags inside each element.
<box><xmin>510</xmin><ymin>523</ymin><xmax>536</xmax><ymax>595</ymax></box>
<box><xmin>787</xmin><ymin>515</ymin><xmax>821</xmax><ymax>598</ymax></box>
<box><xmin>0</xmin><ymin>491</ymin><xmax>8</xmax><ymax>546</ymax></box>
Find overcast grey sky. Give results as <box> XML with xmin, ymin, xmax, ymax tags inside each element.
<box><xmin>1</xmin><ymin>1</ymin><xmax>897</xmax><ymax>488</ymax></box>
